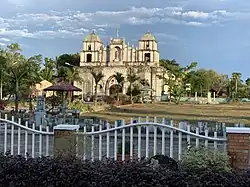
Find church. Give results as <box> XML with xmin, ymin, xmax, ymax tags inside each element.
<box><xmin>75</xmin><ymin>30</ymin><xmax>166</xmax><ymax>101</ymax></box>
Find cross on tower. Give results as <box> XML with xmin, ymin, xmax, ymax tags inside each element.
<box><xmin>116</xmin><ymin>28</ymin><xmax>119</xmax><ymax>38</ymax></box>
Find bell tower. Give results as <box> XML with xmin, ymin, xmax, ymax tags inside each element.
<box><xmin>80</xmin><ymin>31</ymin><xmax>104</xmax><ymax>66</ymax></box>
<box><xmin>109</xmin><ymin>28</ymin><xmax>124</xmax><ymax>66</ymax></box>
<box><xmin>138</xmin><ymin>31</ymin><xmax>159</xmax><ymax>66</ymax></box>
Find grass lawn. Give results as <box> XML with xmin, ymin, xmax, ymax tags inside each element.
<box><xmin>83</xmin><ymin>103</ymin><xmax>250</xmax><ymax>125</ymax></box>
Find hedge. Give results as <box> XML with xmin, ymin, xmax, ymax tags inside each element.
<box><xmin>0</xmin><ymin>153</ymin><xmax>250</xmax><ymax>187</ymax></box>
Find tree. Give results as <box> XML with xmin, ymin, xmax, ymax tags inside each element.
<box><xmin>246</xmin><ymin>78</ymin><xmax>250</xmax><ymax>87</ymax></box>
<box><xmin>140</xmin><ymin>79</ymin><xmax>150</xmax><ymax>87</ymax></box>
<box><xmin>0</xmin><ymin>54</ymin><xmax>7</xmax><ymax>100</ymax></box>
<box><xmin>159</xmin><ymin>59</ymin><xmax>197</xmax><ymax>103</ymax></box>
<box><xmin>90</xmin><ymin>68</ymin><xmax>104</xmax><ymax>105</ymax></box>
<box><xmin>65</xmin><ymin>67</ymin><xmax>82</xmax><ymax>101</ymax></box>
<box><xmin>231</xmin><ymin>72</ymin><xmax>242</xmax><ymax>99</ymax></box>
<box><xmin>55</xmin><ymin>53</ymin><xmax>80</xmax><ymax>81</ymax></box>
<box><xmin>113</xmin><ymin>72</ymin><xmax>124</xmax><ymax>102</ymax></box>
<box><xmin>40</xmin><ymin>58</ymin><xmax>55</xmax><ymax>82</ymax></box>
<box><xmin>126</xmin><ymin>67</ymin><xmax>140</xmax><ymax>104</ymax></box>
<box><xmin>2</xmin><ymin>43</ymin><xmax>42</xmax><ymax>111</ymax></box>
<box><xmin>65</xmin><ymin>67</ymin><xmax>82</xmax><ymax>83</ymax></box>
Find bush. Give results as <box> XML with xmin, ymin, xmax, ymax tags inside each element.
<box><xmin>0</xmin><ymin>153</ymin><xmax>250</xmax><ymax>187</ymax></box>
<box><xmin>68</xmin><ymin>100</ymin><xmax>88</xmax><ymax>113</ymax></box>
<box><xmin>181</xmin><ymin>147</ymin><xmax>232</xmax><ymax>173</ymax></box>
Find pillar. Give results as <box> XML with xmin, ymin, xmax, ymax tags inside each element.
<box><xmin>226</xmin><ymin>127</ymin><xmax>250</xmax><ymax>172</ymax></box>
<box><xmin>207</xmin><ymin>92</ymin><xmax>211</xmax><ymax>103</ymax></box>
<box><xmin>54</xmin><ymin>124</ymin><xmax>80</xmax><ymax>158</ymax></box>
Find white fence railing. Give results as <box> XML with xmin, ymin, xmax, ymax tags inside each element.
<box><xmin>77</xmin><ymin>116</ymin><xmax>227</xmax><ymax>161</ymax></box>
<box><xmin>0</xmin><ymin>114</ymin><xmax>54</xmax><ymax>158</ymax></box>
<box><xmin>0</xmin><ymin>114</ymin><xmax>228</xmax><ymax>161</ymax></box>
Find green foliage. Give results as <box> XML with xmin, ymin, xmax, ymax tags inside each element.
<box><xmin>90</xmin><ymin>67</ymin><xmax>104</xmax><ymax>105</ymax></box>
<box><xmin>159</xmin><ymin>59</ymin><xmax>197</xmax><ymax>103</ymax></box>
<box><xmin>126</xmin><ymin>84</ymin><xmax>141</xmax><ymax>97</ymax></box>
<box><xmin>46</xmin><ymin>96</ymin><xmax>62</xmax><ymax>107</ymax></box>
<box><xmin>68</xmin><ymin>100</ymin><xmax>88</xmax><ymax>113</ymax></box>
<box><xmin>181</xmin><ymin>147</ymin><xmax>231</xmax><ymax>173</ymax></box>
<box><xmin>126</xmin><ymin>67</ymin><xmax>140</xmax><ymax>104</ymax></box>
<box><xmin>40</xmin><ymin>58</ymin><xmax>55</xmax><ymax>82</ymax></box>
<box><xmin>55</xmin><ymin>53</ymin><xmax>80</xmax><ymax>80</ymax></box>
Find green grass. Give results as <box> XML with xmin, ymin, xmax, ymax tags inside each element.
<box><xmin>82</xmin><ymin>103</ymin><xmax>250</xmax><ymax>125</ymax></box>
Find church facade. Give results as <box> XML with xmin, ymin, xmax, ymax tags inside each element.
<box><xmin>75</xmin><ymin>31</ymin><xmax>165</xmax><ymax>101</ymax></box>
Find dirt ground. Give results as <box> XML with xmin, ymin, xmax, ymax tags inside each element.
<box><xmin>83</xmin><ymin>103</ymin><xmax>250</xmax><ymax>125</ymax></box>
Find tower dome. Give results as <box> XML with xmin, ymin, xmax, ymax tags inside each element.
<box><xmin>140</xmin><ymin>31</ymin><xmax>156</xmax><ymax>41</ymax></box>
<box><xmin>84</xmin><ymin>31</ymin><xmax>102</xmax><ymax>42</ymax></box>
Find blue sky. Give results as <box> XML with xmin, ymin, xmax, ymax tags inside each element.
<box><xmin>0</xmin><ymin>0</ymin><xmax>250</xmax><ymax>80</ymax></box>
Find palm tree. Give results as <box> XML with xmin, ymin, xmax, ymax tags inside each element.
<box><xmin>232</xmin><ymin>72</ymin><xmax>242</xmax><ymax>99</ymax></box>
<box><xmin>90</xmin><ymin>69</ymin><xmax>104</xmax><ymax>105</ymax></box>
<box><xmin>127</xmin><ymin>68</ymin><xmax>140</xmax><ymax>104</ymax></box>
<box><xmin>113</xmin><ymin>72</ymin><xmax>124</xmax><ymax>102</ymax></box>
<box><xmin>65</xmin><ymin>67</ymin><xmax>83</xmax><ymax>101</ymax></box>
<box><xmin>3</xmin><ymin>43</ymin><xmax>42</xmax><ymax>111</ymax></box>
<box><xmin>40</xmin><ymin>58</ymin><xmax>55</xmax><ymax>82</ymax></box>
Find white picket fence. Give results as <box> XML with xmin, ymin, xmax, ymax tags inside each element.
<box><xmin>0</xmin><ymin>114</ymin><xmax>228</xmax><ymax>161</ymax></box>
<box><xmin>0</xmin><ymin>114</ymin><xmax>53</xmax><ymax>158</ymax></box>
<box><xmin>77</xmin><ymin>116</ymin><xmax>228</xmax><ymax>161</ymax></box>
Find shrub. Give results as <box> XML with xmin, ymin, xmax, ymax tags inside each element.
<box><xmin>0</xmin><ymin>153</ymin><xmax>250</xmax><ymax>187</ymax></box>
<box><xmin>181</xmin><ymin>147</ymin><xmax>232</xmax><ymax>173</ymax></box>
<box><xmin>68</xmin><ymin>100</ymin><xmax>88</xmax><ymax>113</ymax></box>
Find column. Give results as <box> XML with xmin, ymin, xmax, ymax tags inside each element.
<box><xmin>54</xmin><ymin>125</ymin><xmax>80</xmax><ymax>158</ymax></box>
<box><xmin>226</xmin><ymin>127</ymin><xmax>250</xmax><ymax>172</ymax></box>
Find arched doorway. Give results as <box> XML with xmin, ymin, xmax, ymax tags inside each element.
<box><xmin>109</xmin><ymin>84</ymin><xmax>122</xmax><ymax>96</ymax></box>
<box><xmin>105</xmin><ymin>75</ymin><xmax>115</xmax><ymax>95</ymax></box>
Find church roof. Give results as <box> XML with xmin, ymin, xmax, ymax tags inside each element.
<box><xmin>84</xmin><ymin>32</ymin><xmax>102</xmax><ymax>42</ymax></box>
<box><xmin>141</xmin><ymin>32</ymin><xmax>156</xmax><ymax>41</ymax></box>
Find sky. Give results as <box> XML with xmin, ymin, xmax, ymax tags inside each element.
<box><xmin>0</xmin><ymin>0</ymin><xmax>250</xmax><ymax>80</ymax></box>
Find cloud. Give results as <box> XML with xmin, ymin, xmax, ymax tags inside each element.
<box><xmin>0</xmin><ymin>6</ymin><xmax>245</xmax><ymax>40</ymax></box>
<box><xmin>154</xmin><ymin>33</ymin><xmax>179</xmax><ymax>40</ymax></box>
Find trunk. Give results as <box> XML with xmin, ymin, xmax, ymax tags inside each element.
<box><xmin>235</xmin><ymin>80</ymin><xmax>238</xmax><ymax>98</ymax></box>
<box><xmin>94</xmin><ymin>84</ymin><xmax>98</xmax><ymax>105</ymax></box>
<box><xmin>15</xmin><ymin>79</ymin><xmax>19</xmax><ymax>112</ymax></box>
<box><xmin>29</xmin><ymin>95</ymin><xmax>33</xmax><ymax>111</ymax></box>
<box><xmin>130</xmin><ymin>84</ymin><xmax>133</xmax><ymax>104</ymax></box>
<box><xmin>130</xmin><ymin>92</ymin><xmax>133</xmax><ymax>104</ymax></box>
<box><xmin>117</xmin><ymin>91</ymin><xmax>119</xmax><ymax>102</ymax></box>
<box><xmin>67</xmin><ymin>91</ymin><xmax>73</xmax><ymax>102</ymax></box>
<box><xmin>0</xmin><ymin>76</ymin><xmax>2</xmax><ymax>100</ymax></box>
<box><xmin>169</xmin><ymin>88</ymin><xmax>171</xmax><ymax>103</ymax></box>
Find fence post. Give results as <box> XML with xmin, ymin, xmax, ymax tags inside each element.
<box><xmin>53</xmin><ymin>124</ymin><xmax>79</xmax><ymax>158</ymax></box>
<box><xmin>226</xmin><ymin>127</ymin><xmax>250</xmax><ymax>172</ymax></box>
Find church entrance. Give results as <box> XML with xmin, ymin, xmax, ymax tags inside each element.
<box><xmin>109</xmin><ymin>84</ymin><xmax>122</xmax><ymax>96</ymax></box>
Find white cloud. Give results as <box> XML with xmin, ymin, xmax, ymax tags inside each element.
<box><xmin>154</xmin><ymin>33</ymin><xmax>179</xmax><ymax>40</ymax></box>
<box><xmin>0</xmin><ymin>6</ymin><xmax>246</xmax><ymax>40</ymax></box>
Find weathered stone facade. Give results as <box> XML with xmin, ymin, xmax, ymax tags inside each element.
<box><xmin>75</xmin><ymin>31</ymin><xmax>165</xmax><ymax>100</ymax></box>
